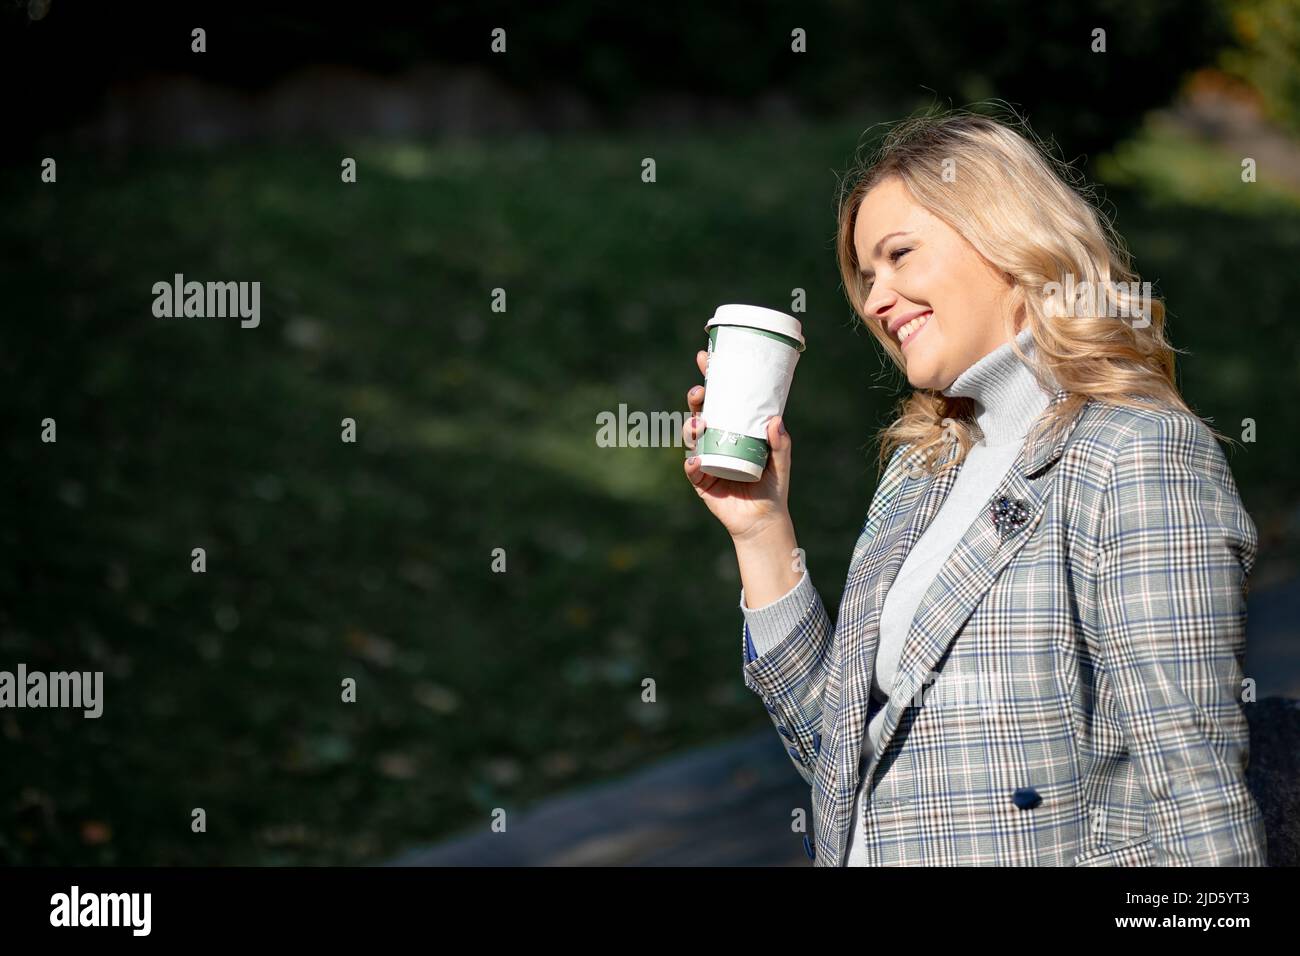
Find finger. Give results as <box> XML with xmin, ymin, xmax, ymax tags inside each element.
<box><xmin>683</xmin><ymin>415</ymin><xmax>706</xmax><ymax>450</ymax></box>
<box><xmin>696</xmin><ymin>349</ymin><xmax>708</xmax><ymax>378</ymax></box>
<box><xmin>684</xmin><ymin>455</ymin><xmax>717</xmax><ymax>494</ymax></box>
<box><xmin>685</xmin><ymin>454</ymin><xmax>708</xmax><ymax>488</ymax></box>
<box><xmin>766</xmin><ymin>415</ymin><xmax>791</xmax><ymax>483</ymax></box>
<box><xmin>686</xmin><ymin>384</ymin><xmax>704</xmax><ymax>414</ymax></box>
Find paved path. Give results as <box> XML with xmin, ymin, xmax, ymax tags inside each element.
<box><xmin>388</xmin><ymin>728</ymin><xmax>811</xmax><ymax>867</ymax></box>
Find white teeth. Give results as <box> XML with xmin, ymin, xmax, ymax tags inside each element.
<box><xmin>898</xmin><ymin>313</ymin><xmax>930</xmax><ymax>342</ymax></box>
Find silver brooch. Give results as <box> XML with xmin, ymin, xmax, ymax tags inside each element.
<box><xmin>990</xmin><ymin>495</ymin><xmax>1030</xmax><ymax>540</ymax></box>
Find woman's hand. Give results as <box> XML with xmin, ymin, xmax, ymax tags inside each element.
<box><xmin>683</xmin><ymin>348</ymin><xmax>795</xmax><ymax>542</ymax></box>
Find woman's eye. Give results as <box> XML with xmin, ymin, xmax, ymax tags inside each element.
<box><xmin>861</xmin><ymin>248</ymin><xmax>911</xmax><ymax>292</ymax></box>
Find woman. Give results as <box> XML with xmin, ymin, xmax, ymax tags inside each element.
<box><xmin>682</xmin><ymin>108</ymin><xmax>1265</xmax><ymax>867</ymax></box>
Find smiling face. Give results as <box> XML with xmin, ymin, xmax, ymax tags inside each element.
<box><xmin>854</xmin><ymin>176</ymin><xmax>1021</xmax><ymax>390</ymax></box>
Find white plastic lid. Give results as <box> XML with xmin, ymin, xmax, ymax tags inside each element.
<box><xmin>705</xmin><ymin>304</ymin><xmax>805</xmax><ymax>351</ymax></box>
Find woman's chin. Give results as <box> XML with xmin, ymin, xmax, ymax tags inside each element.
<box><xmin>904</xmin><ymin>361</ymin><xmax>941</xmax><ymax>391</ymax></box>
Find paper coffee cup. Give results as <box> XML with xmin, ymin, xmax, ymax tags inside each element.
<box><xmin>696</xmin><ymin>304</ymin><xmax>805</xmax><ymax>482</ymax></box>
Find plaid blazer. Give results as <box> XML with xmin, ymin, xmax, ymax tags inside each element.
<box><xmin>742</xmin><ymin>388</ymin><xmax>1266</xmax><ymax>866</ymax></box>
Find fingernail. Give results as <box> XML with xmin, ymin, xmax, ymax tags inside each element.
<box><xmin>687</xmin><ymin>456</ymin><xmax>697</xmax><ymax>465</ymax></box>
<box><xmin>778</xmin><ymin>418</ymin><xmax>787</xmax><ymax>435</ymax></box>
<box><xmin>691</xmin><ymin>386</ymin><xmax>702</xmax><ymax>396</ymax></box>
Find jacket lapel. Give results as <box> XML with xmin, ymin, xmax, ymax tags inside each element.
<box><xmin>830</xmin><ymin>438</ymin><xmax>963</xmax><ymax>795</ymax></box>
<box><xmin>839</xmin><ymin>446</ymin><xmax>962</xmax><ymax>674</ymax></box>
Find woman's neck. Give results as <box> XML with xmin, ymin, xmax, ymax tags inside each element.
<box><xmin>940</xmin><ymin>327</ymin><xmax>1054</xmax><ymax>447</ymax></box>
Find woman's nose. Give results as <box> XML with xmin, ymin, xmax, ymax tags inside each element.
<box><xmin>866</xmin><ymin>290</ymin><xmax>896</xmax><ymax>323</ymax></box>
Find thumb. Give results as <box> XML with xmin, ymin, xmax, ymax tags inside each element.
<box><xmin>766</xmin><ymin>415</ymin><xmax>792</xmax><ymax>482</ymax></box>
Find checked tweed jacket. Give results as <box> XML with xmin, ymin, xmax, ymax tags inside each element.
<box><xmin>741</xmin><ymin>388</ymin><xmax>1266</xmax><ymax>866</ymax></box>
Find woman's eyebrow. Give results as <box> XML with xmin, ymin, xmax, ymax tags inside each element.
<box><xmin>859</xmin><ymin>231</ymin><xmax>911</xmax><ymax>275</ymax></box>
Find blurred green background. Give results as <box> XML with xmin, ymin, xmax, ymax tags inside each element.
<box><xmin>2</xmin><ymin>0</ymin><xmax>1298</xmax><ymax>864</ymax></box>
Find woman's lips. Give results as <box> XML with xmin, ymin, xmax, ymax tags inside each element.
<box><xmin>899</xmin><ymin>311</ymin><xmax>932</xmax><ymax>349</ymax></box>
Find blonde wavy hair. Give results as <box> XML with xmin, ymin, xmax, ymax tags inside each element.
<box><xmin>835</xmin><ymin>103</ymin><xmax>1213</xmax><ymax>479</ymax></box>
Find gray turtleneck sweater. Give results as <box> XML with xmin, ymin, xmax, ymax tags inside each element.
<box><xmin>738</xmin><ymin>327</ymin><xmax>1054</xmax><ymax>864</ymax></box>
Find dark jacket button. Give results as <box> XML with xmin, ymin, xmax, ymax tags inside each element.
<box><xmin>1012</xmin><ymin>787</ymin><xmax>1042</xmax><ymax>810</ymax></box>
<box><xmin>787</xmin><ymin>745</ymin><xmax>802</xmax><ymax>762</ymax></box>
<box><xmin>812</xmin><ymin>731</ymin><xmax>821</xmax><ymax>755</ymax></box>
<box><xmin>803</xmin><ymin>834</ymin><xmax>816</xmax><ymax>859</ymax></box>
<box><xmin>777</xmin><ymin>725</ymin><xmax>794</xmax><ymax>741</ymax></box>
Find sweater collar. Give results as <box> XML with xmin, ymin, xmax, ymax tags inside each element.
<box><xmin>940</xmin><ymin>327</ymin><xmax>1055</xmax><ymax>447</ymax></box>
